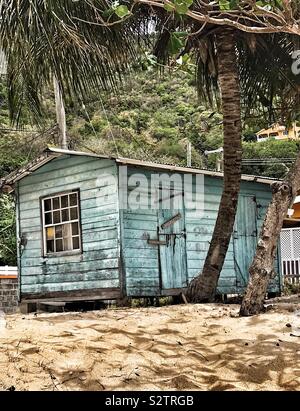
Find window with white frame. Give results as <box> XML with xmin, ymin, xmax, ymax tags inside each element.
<box><xmin>42</xmin><ymin>191</ymin><xmax>81</xmax><ymax>255</ymax></box>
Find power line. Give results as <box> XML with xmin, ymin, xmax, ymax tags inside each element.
<box><xmin>242</xmin><ymin>158</ymin><xmax>296</xmax><ymax>162</ymax></box>
<box><xmin>0</xmin><ymin>127</ymin><xmax>41</xmax><ymax>133</ymax></box>
<box><xmin>99</xmin><ymin>96</ymin><xmax>120</xmax><ymax>158</ymax></box>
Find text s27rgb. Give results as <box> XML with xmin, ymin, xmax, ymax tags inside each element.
<box><xmin>105</xmin><ymin>395</ymin><xmax>194</xmax><ymax>407</ymax></box>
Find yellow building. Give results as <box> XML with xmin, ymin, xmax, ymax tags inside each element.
<box><xmin>257</xmin><ymin>123</ymin><xmax>300</xmax><ymax>142</ymax></box>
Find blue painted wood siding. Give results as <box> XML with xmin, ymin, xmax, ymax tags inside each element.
<box><xmin>17</xmin><ymin>155</ymin><xmax>120</xmax><ymax>296</ymax></box>
<box><xmin>121</xmin><ymin>167</ymin><xmax>281</xmax><ymax>296</ymax></box>
<box><xmin>17</xmin><ymin>156</ymin><xmax>281</xmax><ymax>299</ymax></box>
<box><xmin>186</xmin><ymin>176</ymin><xmax>281</xmax><ymax>294</ymax></box>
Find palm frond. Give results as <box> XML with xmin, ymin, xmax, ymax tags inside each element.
<box><xmin>0</xmin><ymin>1</ymin><xmax>299</xmax><ymax>126</ymax></box>
<box><xmin>238</xmin><ymin>33</ymin><xmax>300</xmax><ymax>123</ymax></box>
<box><xmin>0</xmin><ymin>0</ymin><xmax>139</xmax><ymax>125</ymax></box>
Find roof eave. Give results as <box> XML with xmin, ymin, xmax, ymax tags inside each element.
<box><xmin>0</xmin><ymin>147</ymin><xmax>280</xmax><ymax>193</ymax></box>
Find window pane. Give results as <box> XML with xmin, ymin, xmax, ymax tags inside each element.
<box><xmin>63</xmin><ymin>237</ymin><xmax>72</xmax><ymax>251</ymax></box>
<box><xmin>46</xmin><ymin>240</ymin><xmax>54</xmax><ymax>253</ymax></box>
<box><xmin>45</xmin><ymin>212</ymin><xmax>52</xmax><ymax>225</ymax></box>
<box><xmin>55</xmin><ymin>225</ymin><xmax>63</xmax><ymax>239</ymax></box>
<box><xmin>46</xmin><ymin>227</ymin><xmax>55</xmax><ymax>240</ymax></box>
<box><xmin>53</xmin><ymin>210</ymin><xmax>61</xmax><ymax>224</ymax></box>
<box><xmin>62</xmin><ymin>223</ymin><xmax>71</xmax><ymax>238</ymax></box>
<box><xmin>72</xmin><ymin>222</ymin><xmax>79</xmax><ymax>236</ymax></box>
<box><xmin>53</xmin><ymin>197</ymin><xmax>60</xmax><ymax>210</ymax></box>
<box><xmin>44</xmin><ymin>199</ymin><xmax>52</xmax><ymax>212</ymax></box>
<box><xmin>62</xmin><ymin>208</ymin><xmax>69</xmax><ymax>222</ymax></box>
<box><xmin>61</xmin><ymin>195</ymin><xmax>69</xmax><ymax>208</ymax></box>
<box><xmin>70</xmin><ymin>207</ymin><xmax>78</xmax><ymax>220</ymax></box>
<box><xmin>69</xmin><ymin>193</ymin><xmax>77</xmax><ymax>206</ymax></box>
<box><xmin>72</xmin><ymin>236</ymin><xmax>80</xmax><ymax>250</ymax></box>
<box><xmin>56</xmin><ymin>239</ymin><xmax>63</xmax><ymax>252</ymax></box>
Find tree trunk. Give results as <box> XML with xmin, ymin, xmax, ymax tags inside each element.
<box><xmin>186</xmin><ymin>29</ymin><xmax>242</xmax><ymax>303</ymax></box>
<box><xmin>53</xmin><ymin>75</ymin><xmax>68</xmax><ymax>150</ymax></box>
<box><xmin>240</xmin><ymin>152</ymin><xmax>300</xmax><ymax>316</ymax></box>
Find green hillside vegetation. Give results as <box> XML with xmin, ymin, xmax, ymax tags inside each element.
<box><xmin>67</xmin><ymin>71</ymin><xmax>223</xmax><ymax>169</ymax></box>
<box><xmin>1</xmin><ymin>70</ymin><xmax>299</xmax><ymax>178</ymax></box>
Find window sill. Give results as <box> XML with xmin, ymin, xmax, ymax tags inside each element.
<box><xmin>43</xmin><ymin>250</ymin><xmax>82</xmax><ymax>259</ymax></box>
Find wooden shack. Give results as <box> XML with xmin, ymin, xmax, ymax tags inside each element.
<box><xmin>1</xmin><ymin>148</ymin><xmax>282</xmax><ymax>306</ymax></box>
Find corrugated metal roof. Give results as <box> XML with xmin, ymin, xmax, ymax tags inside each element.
<box><xmin>1</xmin><ymin>147</ymin><xmax>280</xmax><ymax>190</ymax></box>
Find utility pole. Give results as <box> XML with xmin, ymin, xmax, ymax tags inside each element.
<box><xmin>53</xmin><ymin>75</ymin><xmax>68</xmax><ymax>150</ymax></box>
<box><xmin>187</xmin><ymin>141</ymin><xmax>192</xmax><ymax>167</ymax></box>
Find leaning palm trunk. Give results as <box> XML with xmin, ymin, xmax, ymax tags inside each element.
<box><xmin>240</xmin><ymin>152</ymin><xmax>300</xmax><ymax>316</ymax></box>
<box><xmin>186</xmin><ymin>29</ymin><xmax>242</xmax><ymax>302</ymax></box>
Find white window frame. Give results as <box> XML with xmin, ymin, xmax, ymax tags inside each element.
<box><xmin>41</xmin><ymin>190</ymin><xmax>82</xmax><ymax>257</ymax></box>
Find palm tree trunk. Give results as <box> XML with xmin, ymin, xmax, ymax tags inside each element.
<box><xmin>240</xmin><ymin>152</ymin><xmax>300</xmax><ymax>316</ymax></box>
<box><xmin>53</xmin><ymin>75</ymin><xmax>68</xmax><ymax>150</ymax></box>
<box><xmin>186</xmin><ymin>28</ymin><xmax>242</xmax><ymax>302</ymax></box>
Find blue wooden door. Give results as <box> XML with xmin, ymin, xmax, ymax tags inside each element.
<box><xmin>233</xmin><ymin>195</ymin><xmax>258</xmax><ymax>287</ymax></box>
<box><xmin>158</xmin><ymin>209</ymin><xmax>188</xmax><ymax>289</ymax></box>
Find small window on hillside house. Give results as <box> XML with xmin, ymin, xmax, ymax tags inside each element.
<box><xmin>42</xmin><ymin>191</ymin><xmax>81</xmax><ymax>255</ymax></box>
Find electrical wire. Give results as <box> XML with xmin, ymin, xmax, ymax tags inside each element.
<box><xmin>0</xmin><ymin>127</ymin><xmax>41</xmax><ymax>133</ymax></box>
<box><xmin>99</xmin><ymin>96</ymin><xmax>120</xmax><ymax>158</ymax></box>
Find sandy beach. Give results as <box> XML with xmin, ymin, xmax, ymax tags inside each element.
<box><xmin>0</xmin><ymin>298</ymin><xmax>300</xmax><ymax>391</ymax></box>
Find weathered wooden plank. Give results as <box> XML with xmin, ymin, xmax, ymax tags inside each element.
<box><xmin>83</xmin><ymin>235</ymin><xmax>118</xmax><ymax>252</ymax></box>
<box><xmin>22</xmin><ymin>238</ymin><xmax>119</xmax><ymax>255</ymax></box>
<box><xmin>21</xmin><ymin>280</ymin><xmax>119</xmax><ymax>293</ymax></box>
<box><xmin>81</xmin><ymin>207</ymin><xmax>119</xmax><ymax>220</ymax></box>
<box><xmin>160</xmin><ymin>288</ymin><xmax>186</xmax><ymax>296</ymax></box>
<box><xmin>147</xmin><ymin>239</ymin><xmax>167</xmax><ymax>246</ymax></box>
<box><xmin>125</xmin><ymin>257</ymin><xmax>158</xmax><ymax>269</ymax></box>
<box><xmin>20</xmin><ymin>201</ymin><xmax>118</xmax><ymax>223</ymax></box>
<box><xmin>22</xmin><ymin>155</ymin><xmax>100</xmax><ymax>177</ymax></box>
<box><xmin>21</xmin><ymin>249</ymin><xmax>119</xmax><ymax>267</ymax></box>
<box><xmin>188</xmin><ymin>267</ymin><xmax>237</xmax><ymax>278</ymax></box>
<box><xmin>126</xmin><ymin>286</ymin><xmax>160</xmax><ymax>297</ymax></box>
<box><xmin>19</xmin><ymin>184</ymin><xmax>118</xmax><ymax>211</ymax></box>
<box><xmin>21</xmin><ymin>257</ymin><xmax>119</xmax><ymax>276</ymax></box>
<box><xmin>123</xmin><ymin>247</ymin><xmax>157</xmax><ymax>258</ymax></box>
<box><xmin>18</xmin><ymin>207</ymin><xmax>119</xmax><ymax>230</ymax></box>
<box><xmin>123</xmin><ymin>239</ymin><xmax>156</xmax><ymax>249</ymax></box>
<box><xmin>19</xmin><ymin>158</ymin><xmax>115</xmax><ymax>192</ymax></box>
<box><xmin>123</xmin><ymin>213</ymin><xmax>158</xmax><ymax>222</ymax></box>
<box><xmin>81</xmin><ymin>220</ymin><xmax>118</xmax><ymax>232</ymax></box>
<box><xmin>83</xmin><ymin>229</ymin><xmax>118</xmax><ymax>242</ymax></box>
<box><xmin>125</xmin><ymin>268</ymin><xmax>159</xmax><ymax>277</ymax></box>
<box><xmin>122</xmin><ymin>209</ymin><xmax>157</xmax><ymax>216</ymax></box>
<box><xmin>201</xmin><ymin>191</ymin><xmax>271</xmax><ymax>206</ymax></box>
<box><xmin>123</xmin><ymin>219</ymin><xmax>157</xmax><ymax>231</ymax></box>
<box><xmin>22</xmin><ymin>274</ymin><xmax>119</xmax><ymax>286</ymax></box>
<box><xmin>126</xmin><ymin>278</ymin><xmax>160</xmax><ymax>288</ymax></box>
<box><xmin>19</xmin><ymin>180</ymin><xmax>118</xmax><ymax>209</ymax></box>
<box><xmin>123</xmin><ymin>230</ymin><xmax>157</xmax><ymax>240</ymax></box>
<box><xmin>81</xmin><ymin>223</ymin><xmax>118</xmax><ymax>233</ymax></box>
<box><xmin>185</xmin><ymin>222</ymin><xmax>216</xmax><ymax>232</ymax></box>
<box><xmin>21</xmin><ymin>287</ymin><xmax>121</xmax><ymax>302</ymax></box>
<box><xmin>20</xmin><ymin>226</ymin><xmax>118</xmax><ymax>242</ymax></box>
